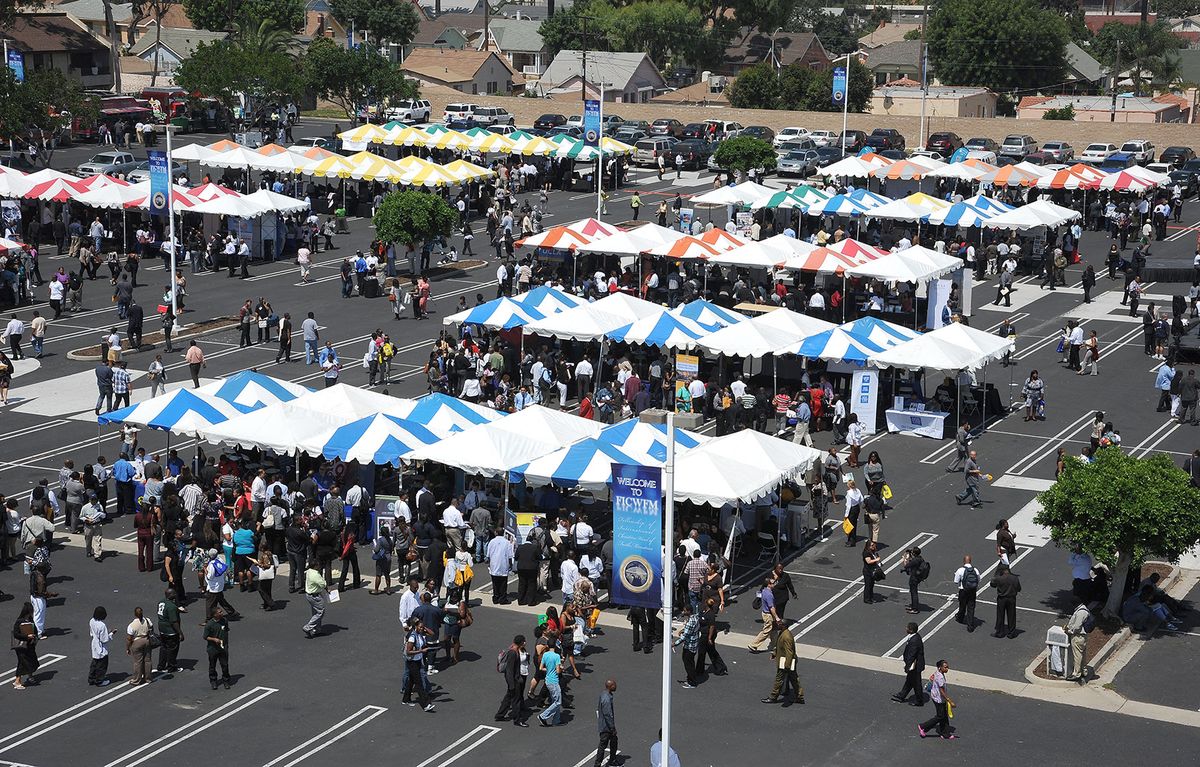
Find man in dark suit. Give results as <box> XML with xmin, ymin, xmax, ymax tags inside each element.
<box><xmin>126</xmin><ymin>300</ymin><xmax>144</xmax><ymax>350</ymax></box>
<box><xmin>891</xmin><ymin>622</ymin><xmax>925</xmax><ymax>705</ymax></box>
<box><xmin>991</xmin><ymin>565</ymin><xmax>1022</xmax><ymax>638</ymax></box>
<box><xmin>515</xmin><ymin>534</ymin><xmax>540</xmax><ymax>606</ymax></box>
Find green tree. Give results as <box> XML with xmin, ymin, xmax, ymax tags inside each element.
<box><xmin>304</xmin><ymin>38</ymin><xmax>414</xmax><ymax>124</ymax></box>
<box><xmin>927</xmin><ymin>0</ymin><xmax>1069</xmax><ymax>92</ymax></box>
<box><xmin>329</xmin><ymin>0</ymin><xmax>419</xmax><ymax>47</ymax></box>
<box><xmin>1152</xmin><ymin>0</ymin><xmax>1200</xmax><ymax>17</ymax></box>
<box><xmin>176</xmin><ymin>39</ymin><xmax>303</xmax><ymax>128</ymax></box>
<box><xmin>713</xmin><ymin>136</ymin><xmax>777</xmax><ymax>176</ymax></box>
<box><xmin>799</xmin><ymin>58</ymin><xmax>871</xmax><ymax>112</ymax></box>
<box><xmin>374</xmin><ymin>190</ymin><xmax>459</xmax><ymax>251</ymax></box>
<box><xmin>778</xmin><ymin>64</ymin><xmax>817</xmax><ymax>109</ymax></box>
<box><xmin>608</xmin><ymin>1</ymin><xmax>717</xmax><ymax>71</ymax></box>
<box><xmin>1041</xmin><ymin>103</ymin><xmax>1075</xmax><ymax>120</ymax></box>
<box><xmin>538</xmin><ymin>1</ymin><xmax>596</xmax><ymax>57</ymax></box>
<box><xmin>0</xmin><ymin>68</ymin><xmax>95</xmax><ymax>164</ymax></box>
<box><xmin>726</xmin><ymin>63</ymin><xmax>781</xmax><ymax>109</ymax></box>
<box><xmin>0</xmin><ymin>0</ymin><xmax>44</xmax><ymax>28</ymax></box>
<box><xmin>1091</xmin><ymin>21</ymin><xmax>1186</xmax><ymax>95</ymax></box>
<box><xmin>182</xmin><ymin>0</ymin><xmax>305</xmax><ymax>33</ymax></box>
<box><xmin>1036</xmin><ymin>449</ymin><xmax>1200</xmax><ymax>617</ymax></box>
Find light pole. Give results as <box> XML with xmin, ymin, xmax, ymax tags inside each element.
<box><xmin>918</xmin><ymin>0</ymin><xmax>929</xmax><ymax>150</ymax></box>
<box><xmin>771</xmin><ymin>26</ymin><xmax>783</xmax><ymax>79</ymax></box>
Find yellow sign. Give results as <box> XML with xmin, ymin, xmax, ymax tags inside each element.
<box><xmin>675</xmin><ymin>353</ymin><xmax>699</xmax><ymax>381</ymax></box>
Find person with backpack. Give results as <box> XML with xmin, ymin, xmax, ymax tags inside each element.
<box><xmin>902</xmin><ymin>546</ymin><xmax>929</xmax><ymax>614</ymax></box>
<box><xmin>952</xmin><ymin>555</ymin><xmax>979</xmax><ymax>631</ymax></box>
<box><xmin>1065</xmin><ymin>599</ymin><xmax>1097</xmax><ymax>682</ymax></box>
<box><xmin>496</xmin><ymin>634</ymin><xmax>529</xmax><ymax>726</ymax></box>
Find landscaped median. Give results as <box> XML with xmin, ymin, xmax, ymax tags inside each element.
<box><xmin>66</xmin><ymin>315</ymin><xmax>240</xmax><ymax>362</ymax></box>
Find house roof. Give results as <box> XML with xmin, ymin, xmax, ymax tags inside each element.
<box><xmin>1177</xmin><ymin>48</ymin><xmax>1200</xmax><ymax>86</ymax></box>
<box><xmin>541</xmin><ymin>50</ymin><xmax>663</xmax><ymax>91</ymax></box>
<box><xmin>1021</xmin><ymin>94</ymin><xmax>1178</xmax><ymax>113</ymax></box>
<box><xmin>2</xmin><ymin>12</ymin><xmax>107</xmax><ymax>52</ymax></box>
<box><xmin>411</xmin><ymin>13</ymin><xmax>478</xmax><ymax>46</ymax></box>
<box><xmin>650</xmin><ymin>78</ymin><xmax>731</xmax><ymax>105</ymax></box>
<box><xmin>863</xmin><ymin>39</ymin><xmax>921</xmax><ymax>70</ymax></box>
<box><xmin>857</xmin><ymin>21</ymin><xmax>921</xmax><ymax>49</ymax></box>
<box><xmin>875</xmin><ymin>85</ymin><xmax>992</xmax><ymax>99</ymax></box>
<box><xmin>55</xmin><ymin>0</ymin><xmax>133</xmax><ymax>24</ymax></box>
<box><xmin>130</xmin><ymin>25</ymin><xmax>228</xmax><ymax>59</ymax></box>
<box><xmin>1064</xmin><ymin>41</ymin><xmax>1104</xmax><ymax>83</ymax></box>
<box><xmin>725</xmin><ymin>30</ymin><xmax>827</xmax><ymax>69</ymax></box>
<box><xmin>485</xmin><ymin>18</ymin><xmax>544</xmax><ymax>53</ymax></box>
<box><xmin>401</xmin><ymin>47</ymin><xmax>524</xmax><ymax>85</ymax></box>
<box><xmin>414</xmin><ymin>0</ymin><xmax>481</xmax><ymax>14</ymax></box>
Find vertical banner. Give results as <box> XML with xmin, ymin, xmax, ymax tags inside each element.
<box><xmin>147</xmin><ymin>150</ymin><xmax>169</xmax><ymax>218</ymax></box>
<box><xmin>610</xmin><ymin>463</ymin><xmax>663</xmax><ymax>609</ymax></box>
<box><xmin>583</xmin><ymin>98</ymin><xmax>601</xmax><ymax>148</ymax></box>
<box><xmin>925</xmin><ymin>278</ymin><xmax>952</xmax><ymax>329</ymax></box>
<box><xmin>831</xmin><ymin>66</ymin><xmax>847</xmax><ymax>108</ymax></box>
<box><xmin>850</xmin><ymin>368</ymin><xmax>879</xmax><ymax>435</ymax></box>
<box><xmin>674</xmin><ymin>353</ymin><xmax>699</xmax><ymax>382</ymax></box>
<box><xmin>7</xmin><ymin>49</ymin><xmax>25</xmax><ymax>83</ymax></box>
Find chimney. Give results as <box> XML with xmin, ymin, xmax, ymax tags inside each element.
<box><xmin>316</xmin><ymin>13</ymin><xmax>325</xmax><ymax>36</ymax></box>
<box><xmin>548</xmin><ymin>0</ymin><xmax>555</xmax><ymax>17</ymax></box>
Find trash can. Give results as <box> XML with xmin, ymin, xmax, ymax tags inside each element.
<box><xmin>1045</xmin><ymin>626</ymin><xmax>1069</xmax><ymax>677</ymax></box>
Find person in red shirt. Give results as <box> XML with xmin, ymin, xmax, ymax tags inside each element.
<box><xmin>579</xmin><ymin>391</ymin><xmax>594</xmax><ymax>420</ymax></box>
<box><xmin>808</xmin><ymin>385</ymin><xmax>824</xmax><ymax>431</ymax></box>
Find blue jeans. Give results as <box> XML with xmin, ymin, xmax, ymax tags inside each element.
<box><xmin>305</xmin><ymin>339</ymin><xmax>318</xmax><ymax>365</ymax></box>
<box><xmin>341</xmin><ymin>279</ymin><xmax>353</xmax><ymax>298</ymax></box>
<box><xmin>31</xmin><ymin>336</ymin><xmax>43</xmax><ymax>356</ymax></box>
<box><xmin>474</xmin><ymin>532</ymin><xmax>487</xmax><ymax>561</ymax></box>
<box><xmin>957</xmin><ymin>483</ymin><xmax>982</xmax><ymax>505</ymax></box>
<box><xmin>539</xmin><ymin>682</ymin><xmax>562</xmax><ymax>724</ymax></box>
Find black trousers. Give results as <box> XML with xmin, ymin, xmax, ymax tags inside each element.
<box><xmin>207</xmin><ymin>649</ymin><xmax>230</xmax><ymax>683</ymax></box>
<box><xmin>239</xmin><ymin>324</ymin><xmax>251</xmax><ymax>347</ymax></box>
<box><xmin>1068</xmin><ymin>344</ymin><xmax>1081</xmax><ymax>370</ymax></box>
<box><xmin>88</xmin><ymin>655</ymin><xmax>109</xmax><ymax>685</ymax></box>
<box><xmin>338</xmin><ymin>551</ymin><xmax>361</xmax><ymax>590</ymax></box>
<box><xmin>630</xmin><ymin>618</ymin><xmax>652</xmax><ymax>652</ymax></box>
<box><xmin>496</xmin><ymin>682</ymin><xmax>525</xmax><ymax>721</ymax></box>
<box><xmin>863</xmin><ymin>569</ymin><xmax>876</xmax><ymax>603</ymax></box>
<box><xmin>517</xmin><ymin>569</ymin><xmax>537</xmax><ymax>605</ymax></box>
<box><xmin>696</xmin><ymin>634</ymin><xmax>726</xmax><ymax>675</ymax></box>
<box><xmin>157</xmin><ymin>633</ymin><xmax>180</xmax><ymax>671</ymax></box>
<box><xmin>491</xmin><ymin>574</ymin><xmax>509</xmax><ymax>603</ymax></box>
<box><xmin>896</xmin><ymin>668</ymin><xmax>925</xmax><ymax>704</ymax></box>
<box><xmin>920</xmin><ymin>700</ymin><xmax>950</xmax><ymax>737</ymax></box>
<box><xmin>594</xmin><ymin>731</ymin><xmax>618</xmax><ymax>767</ymax></box>
<box><xmin>288</xmin><ymin>550</ymin><xmax>306</xmax><ymax>591</ymax></box>
<box><xmin>956</xmin><ymin>588</ymin><xmax>977</xmax><ymax>627</ymax></box>
<box><xmin>681</xmin><ymin>649</ymin><xmax>699</xmax><ymax>684</ymax></box>
<box><xmin>995</xmin><ymin>596</ymin><xmax>1017</xmax><ymax>636</ymax></box>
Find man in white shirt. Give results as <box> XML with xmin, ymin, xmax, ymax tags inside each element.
<box><xmin>730</xmin><ymin>374</ymin><xmax>747</xmax><ymax>401</ymax></box>
<box><xmin>651</xmin><ymin>738</ymin><xmax>681</xmax><ymax>767</ymax></box>
<box><xmin>203</xmin><ymin>549</ymin><xmax>237</xmax><ymax>619</ymax></box>
<box><xmin>574</xmin><ymin>358</ymin><xmax>593</xmax><ymax>402</ymax></box>
<box><xmin>530</xmin><ymin>358</ymin><xmax>545</xmax><ymax>404</ymax></box>
<box><xmin>688</xmin><ymin>377</ymin><xmax>706</xmax><ymax>412</ymax></box>
<box><xmin>250</xmin><ymin>468</ymin><xmax>268</xmax><ymax>514</ymax></box>
<box><xmin>441</xmin><ymin>497</ymin><xmax>466</xmax><ymax>550</ymax></box>
<box><xmin>680</xmin><ymin>529</ymin><xmax>701</xmax><ymax>558</ymax></box>
<box><xmin>1066</xmin><ymin>320</ymin><xmax>1084</xmax><ymax>371</ymax></box>
<box><xmin>398</xmin><ymin>577</ymin><xmax>421</xmax><ymax>624</ymax></box>
<box><xmin>4</xmin><ymin>315</ymin><xmax>26</xmax><ymax>359</ymax></box>
<box><xmin>571</xmin><ymin>514</ymin><xmax>594</xmax><ymax>551</ymax></box>
<box><xmin>560</xmin><ymin>552</ymin><xmax>581</xmax><ymax>605</ymax></box>
<box><xmin>897</xmin><ymin>235</ymin><xmax>912</xmax><ymax>250</ymax></box>
<box><xmin>486</xmin><ymin>531</ymin><xmax>514</xmax><ymax>604</ymax></box>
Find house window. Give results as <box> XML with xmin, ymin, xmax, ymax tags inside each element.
<box><xmin>487</xmin><ymin>81</ymin><xmax>497</xmax><ymax>94</ymax></box>
<box><xmin>471</xmin><ymin>83</ymin><xmax>478</xmax><ymax>95</ymax></box>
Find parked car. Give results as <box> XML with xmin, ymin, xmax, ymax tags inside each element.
<box><xmin>776</xmin><ymin>138</ymin><xmax>817</xmax><ymax>157</ymax></box>
<box><xmin>680</xmin><ymin>122</ymin><xmax>710</xmax><ymax>140</ymax></box>
<box><xmin>126</xmin><ymin>159</ymin><xmax>188</xmax><ymax>184</ymax></box>
<box><xmin>926</xmin><ymin>132</ymin><xmax>963</xmax><ymax>155</ymax></box>
<box><xmin>773</xmin><ymin>127</ymin><xmax>810</xmax><ymax>147</ymax></box>
<box><xmin>777</xmin><ymin>149</ymin><xmax>820</xmax><ymax>178</ymax></box>
<box><xmin>910</xmin><ymin>148</ymin><xmax>945</xmax><ymax>162</ymax></box>
<box><xmin>619</xmin><ymin>120</ymin><xmax>650</xmax><ymax>133</ymax></box>
<box><xmin>879</xmin><ymin>149</ymin><xmax>907</xmax><ymax>161</ymax></box>
<box><xmin>1119</xmin><ymin>139</ymin><xmax>1155</xmax><ymax>164</ymax></box>
<box><xmin>565</xmin><ymin>115</ymin><xmax>584</xmax><ymax>128</ymax></box>
<box><xmin>533</xmin><ymin>113</ymin><xmax>567</xmax><ymax>131</ymax></box>
<box><xmin>614</xmin><ymin>128</ymin><xmax>648</xmax><ymax>144</ymax></box>
<box><xmin>1041</xmin><ymin>140</ymin><xmax>1074</xmax><ymax>162</ymax></box>
<box><xmin>386</xmin><ymin>98</ymin><xmax>432</xmax><ymax>122</ymax></box>
<box><xmin>964</xmin><ymin>149</ymin><xmax>997</xmax><ymax>164</ymax></box>
<box><xmin>546</xmin><ymin>125</ymin><xmax>584</xmax><ymax>139</ymax></box>
<box><xmin>865</xmin><ymin>127</ymin><xmax>905</xmax><ymax>152</ymax></box>
<box><xmin>446</xmin><ymin>119</ymin><xmax>479</xmax><ymax>132</ymax></box>
<box><xmin>1159</xmin><ymin>146</ymin><xmax>1195</xmax><ymax>170</ymax></box>
<box><xmin>1169</xmin><ymin>163</ymin><xmax>1200</xmax><ymax>197</ymax></box>
<box><xmin>1020</xmin><ymin>152</ymin><xmax>1055</xmax><ymax>165</ymax></box>
<box><xmin>994</xmin><ymin>155</ymin><xmax>1017</xmax><ymax>167</ymax></box>
<box><xmin>473</xmin><ymin>106</ymin><xmax>514</xmax><ymax>126</ymax></box>
<box><xmin>813</xmin><ymin>146</ymin><xmax>845</xmax><ymax>168</ymax></box>
<box><xmin>649</xmin><ymin>118</ymin><xmax>684</xmax><ymax>138</ymax></box>
<box><xmin>633</xmin><ymin>136</ymin><xmax>679</xmax><ymax>166</ymax></box>
<box><xmin>838</xmin><ymin>130</ymin><xmax>867</xmax><ymax>153</ymax></box>
<box><xmin>77</xmin><ymin>150</ymin><xmax>135</xmax><ymax>176</ymax></box>
<box><xmin>809</xmin><ymin>130</ymin><xmax>837</xmax><ymax>147</ymax></box>
<box><xmin>741</xmin><ymin>125</ymin><xmax>775</xmax><ymax>143</ymax></box>
<box><xmin>964</xmin><ymin>137</ymin><xmax>999</xmax><ymax>154</ymax></box>
<box><xmin>291</xmin><ymin>137</ymin><xmax>336</xmax><ymax>151</ymax></box>
<box><xmin>999</xmin><ymin>134</ymin><xmax>1038</xmax><ymax>159</ymax></box>
<box><xmin>602</xmin><ymin>115</ymin><xmax>624</xmax><ymax>131</ymax></box>
<box><xmin>1079</xmin><ymin>142</ymin><xmax>1119</xmax><ymax>164</ymax></box>
<box><xmin>443</xmin><ymin>103</ymin><xmax>478</xmax><ymax>123</ymax></box>
<box><xmin>1099</xmin><ymin>152</ymin><xmax>1136</xmax><ymax>171</ymax></box>
<box><xmin>487</xmin><ymin>124</ymin><xmax>519</xmax><ymax>136</ymax></box>
<box><xmin>703</xmin><ymin>119</ymin><xmax>743</xmax><ymax>139</ymax></box>
<box><xmin>672</xmin><ymin>139</ymin><xmax>714</xmax><ymax>170</ymax></box>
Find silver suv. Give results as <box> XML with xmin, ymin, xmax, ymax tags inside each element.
<box><xmin>999</xmin><ymin>134</ymin><xmax>1038</xmax><ymax>159</ymax></box>
<box><xmin>77</xmin><ymin>151</ymin><xmax>134</xmax><ymax>176</ymax></box>
<box><xmin>472</xmin><ymin>106</ymin><xmax>514</xmax><ymax>126</ymax></box>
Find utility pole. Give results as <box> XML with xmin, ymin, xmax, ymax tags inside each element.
<box><xmin>1110</xmin><ymin>39</ymin><xmax>1121</xmax><ymax>123</ymax></box>
<box><xmin>581</xmin><ymin>14</ymin><xmax>588</xmax><ymax>105</ymax></box>
<box><xmin>918</xmin><ymin>0</ymin><xmax>929</xmax><ymax>149</ymax></box>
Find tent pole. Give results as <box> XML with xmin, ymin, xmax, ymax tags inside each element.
<box><xmin>841</xmin><ymin>275</ymin><xmax>846</xmax><ymax>323</ymax></box>
<box><xmin>981</xmin><ymin>364</ymin><xmax>987</xmax><ymax>434</ymax></box>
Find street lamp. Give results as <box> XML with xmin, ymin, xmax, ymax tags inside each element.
<box><xmin>770</xmin><ymin>26</ymin><xmax>784</xmax><ymax>78</ymax></box>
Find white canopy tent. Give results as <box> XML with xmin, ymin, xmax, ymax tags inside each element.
<box><xmin>754</xmin><ymin>307</ymin><xmax>837</xmax><ymax>337</ymax></box>
<box><xmin>698</xmin><ymin>312</ymin><xmax>811</xmax><ymax>358</ymax></box>
<box><xmin>982</xmin><ymin>199</ymin><xmax>1081</xmax><ymax>231</ymax></box>
<box><xmin>673</xmin><ymin>430</ymin><xmax>824</xmax><ymax>505</ymax></box>
<box><xmin>869</xmin><ymin>322</ymin><xmax>1014</xmax><ymax>372</ymax></box>
<box><xmin>844</xmin><ymin>245</ymin><xmax>963</xmax><ymax>283</ymax></box>
<box><xmin>575</xmin><ymin>223</ymin><xmax>686</xmax><ymax>257</ymax></box>
<box><xmin>522</xmin><ymin>291</ymin><xmax>664</xmax><ymax>342</ymax></box>
<box><xmin>690</xmin><ymin>181</ymin><xmax>777</xmax><ymax>207</ymax></box>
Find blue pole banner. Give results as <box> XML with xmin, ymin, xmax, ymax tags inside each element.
<box><xmin>147</xmin><ymin>150</ymin><xmax>169</xmax><ymax>218</ymax></box>
<box><xmin>610</xmin><ymin>463</ymin><xmax>663</xmax><ymax>609</ymax></box>
<box><xmin>7</xmin><ymin>49</ymin><xmax>25</xmax><ymax>83</ymax></box>
<box><xmin>832</xmin><ymin>66</ymin><xmax>847</xmax><ymax>108</ymax></box>
<box><xmin>583</xmin><ymin>98</ymin><xmax>601</xmax><ymax>148</ymax></box>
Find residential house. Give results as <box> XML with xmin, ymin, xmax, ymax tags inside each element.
<box><xmin>1178</xmin><ymin>48</ymin><xmax>1200</xmax><ymax>88</ymax></box>
<box><xmin>414</xmin><ymin>0</ymin><xmax>482</xmax><ymax>15</ymax></box>
<box><xmin>1016</xmin><ymin>94</ymin><xmax>1190</xmax><ymax>123</ymax></box>
<box><xmin>538</xmin><ymin>50</ymin><xmax>666</xmax><ymax>102</ymax></box>
<box><xmin>650</xmin><ymin>76</ymin><xmax>731</xmax><ymax>106</ymax></box>
<box><xmin>872</xmin><ymin>84</ymin><xmax>997</xmax><ymax>119</ymax></box>
<box><xmin>722</xmin><ymin>30</ymin><xmax>830</xmax><ymax>76</ymax></box>
<box><xmin>2</xmin><ymin>12</ymin><xmax>114</xmax><ymax>89</ymax></box>
<box><xmin>400</xmin><ymin>47</ymin><xmax>523</xmax><ymax>95</ymax></box>
<box><xmin>857</xmin><ymin>20</ymin><xmax>921</xmax><ymax>50</ymax></box>
<box><xmin>473</xmin><ymin>18</ymin><xmax>548</xmax><ymax>77</ymax></box>
<box><xmin>401</xmin><ymin>13</ymin><xmax>475</xmax><ymax>60</ymax></box>
<box><xmin>53</xmin><ymin>0</ymin><xmax>134</xmax><ymax>42</ymax></box>
<box><xmin>1063</xmin><ymin>41</ymin><xmax>1105</xmax><ymax>92</ymax></box>
<box><xmin>129</xmin><ymin>24</ymin><xmax>227</xmax><ymax>74</ymax></box>
<box><xmin>1170</xmin><ymin>15</ymin><xmax>1200</xmax><ymax>45</ymax></box>
<box><xmin>861</xmin><ymin>39</ymin><xmax>922</xmax><ymax>86</ymax></box>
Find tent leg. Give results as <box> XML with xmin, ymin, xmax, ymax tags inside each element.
<box><xmin>981</xmin><ymin>366</ymin><xmax>987</xmax><ymax>434</ymax></box>
<box><xmin>841</xmin><ymin>275</ymin><xmax>846</xmax><ymax>323</ymax></box>
<box><xmin>772</xmin><ymin>354</ymin><xmax>777</xmax><ymax>398</ymax></box>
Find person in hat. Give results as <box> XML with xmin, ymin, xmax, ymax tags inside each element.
<box><xmin>202</xmin><ymin>548</ymin><xmax>238</xmax><ymax>622</ymax></box>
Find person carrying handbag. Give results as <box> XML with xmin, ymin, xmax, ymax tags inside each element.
<box><xmin>371</xmin><ymin>524</ymin><xmax>395</xmax><ymax>595</ymax></box>
<box><xmin>337</xmin><ymin>526</ymin><xmax>361</xmax><ymax>592</ymax></box>
<box><xmin>125</xmin><ymin>606</ymin><xmax>155</xmax><ymax>685</ymax></box>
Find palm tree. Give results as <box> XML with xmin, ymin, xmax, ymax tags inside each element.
<box><xmin>234</xmin><ymin>16</ymin><xmax>296</xmax><ymax>58</ymax></box>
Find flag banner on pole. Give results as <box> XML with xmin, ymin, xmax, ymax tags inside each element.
<box><xmin>832</xmin><ymin>66</ymin><xmax>847</xmax><ymax>107</ymax></box>
<box><xmin>147</xmin><ymin>150</ymin><xmax>169</xmax><ymax>218</ymax></box>
<box><xmin>7</xmin><ymin>49</ymin><xmax>24</xmax><ymax>83</ymax></box>
<box><xmin>583</xmin><ymin>99</ymin><xmax>601</xmax><ymax>148</ymax></box>
<box><xmin>610</xmin><ymin>463</ymin><xmax>663</xmax><ymax>609</ymax></box>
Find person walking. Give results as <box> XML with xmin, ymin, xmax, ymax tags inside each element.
<box><xmin>402</xmin><ymin>617</ymin><xmax>436</xmax><ymax>712</ymax></box>
<box><xmin>302</xmin><ymin>312</ymin><xmax>319</xmax><ymax>365</ymax></box>
<box><xmin>843</xmin><ymin>480</ymin><xmax>864</xmax><ymax>547</ymax></box>
<box><xmin>204</xmin><ymin>607</ymin><xmax>232</xmax><ymax>690</ymax></box>
<box><xmin>991</xmin><ymin>564</ymin><xmax>1021</xmax><ymax>638</ymax></box>
<box><xmin>496</xmin><ymin>634</ymin><xmax>529</xmax><ymax>726</ymax></box>
<box><xmin>1022</xmin><ymin>370</ymin><xmax>1045</xmax><ymax>421</ymax></box>
<box><xmin>155</xmin><ymin>589</ymin><xmax>185</xmax><ymax>673</ymax></box>
<box><xmin>630</xmin><ymin>191</ymin><xmax>641</xmax><ymax>221</ymax></box>
<box><xmin>303</xmin><ymin>559</ymin><xmax>327</xmax><ymax>638</ymax></box>
<box><xmin>1080</xmin><ymin>331</ymin><xmax>1100</xmax><ymax>376</ymax></box>
<box><xmin>185</xmin><ymin>341</ymin><xmax>205</xmax><ymax>388</ymax></box>
<box><xmin>594</xmin><ymin>679</ymin><xmax>619</xmax><ymax>765</ymax></box>
<box><xmin>695</xmin><ymin>597</ymin><xmax>728</xmax><ymax>677</ymax></box>
<box><xmin>1065</xmin><ymin>600</ymin><xmax>1095</xmax><ymax>682</ymax></box>
<box><xmin>945</xmin><ymin>422</ymin><xmax>971</xmax><ymax>472</ymax></box>
<box><xmin>88</xmin><ymin>605</ymin><xmax>114</xmax><ymax>686</ymax></box>
<box><xmin>487</xmin><ymin>530</ymin><xmax>514</xmax><ymax>604</ymax></box>
<box><xmin>954</xmin><ymin>451</ymin><xmax>985</xmax><ymax>509</ymax></box>
<box><xmin>862</xmin><ymin>541</ymin><xmax>881</xmax><ymax>604</ymax></box>
<box><xmin>276</xmin><ymin>313</ymin><xmax>292</xmax><ymax>364</ymax></box>
<box><xmin>125</xmin><ymin>606</ymin><xmax>154</xmax><ymax>685</ymax></box>
<box><xmin>891</xmin><ymin>622</ymin><xmax>925</xmax><ymax>705</ymax></box>
<box><xmin>917</xmin><ymin>659</ymin><xmax>956</xmax><ymax>739</ymax></box>
<box><xmin>901</xmin><ymin>547</ymin><xmax>928</xmax><ymax>614</ymax></box>
<box><xmin>672</xmin><ymin>603</ymin><xmax>701</xmax><ymax>688</ymax></box>
<box><xmin>953</xmin><ymin>555</ymin><xmax>980</xmax><ymax>631</ymax></box>
<box><xmin>761</xmin><ymin>619</ymin><xmax>803</xmax><ymax>705</ymax></box>
<box><xmin>11</xmin><ymin>602</ymin><xmax>39</xmax><ymax>690</ymax></box>
<box><xmin>537</xmin><ymin>633</ymin><xmax>564</xmax><ymax>726</ymax></box>
<box><xmin>746</xmin><ymin>577</ymin><xmax>779</xmax><ymax>653</ymax></box>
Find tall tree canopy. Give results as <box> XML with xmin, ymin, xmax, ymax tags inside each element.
<box><xmin>304</xmin><ymin>38</ymin><xmax>414</xmax><ymax>124</ymax></box>
<box><xmin>726</xmin><ymin>59</ymin><xmax>872</xmax><ymax>113</ymax></box>
<box><xmin>0</xmin><ymin>67</ymin><xmax>96</xmax><ymax>161</ymax></box>
<box><xmin>927</xmin><ymin>0</ymin><xmax>1070</xmax><ymax>92</ymax></box>
<box><xmin>329</xmin><ymin>0</ymin><xmax>420</xmax><ymax>47</ymax></box>
<box><xmin>176</xmin><ymin>37</ymin><xmax>303</xmax><ymax>126</ymax></box>
<box><xmin>181</xmin><ymin>0</ymin><xmax>305</xmax><ymax>33</ymax></box>
<box><xmin>374</xmin><ymin>190</ymin><xmax>459</xmax><ymax>249</ymax></box>
<box><xmin>1091</xmin><ymin>21</ymin><xmax>1186</xmax><ymax>94</ymax></box>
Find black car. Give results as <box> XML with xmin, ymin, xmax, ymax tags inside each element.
<box><xmin>926</xmin><ymin>131</ymin><xmax>963</xmax><ymax>155</ymax></box>
<box><xmin>1169</xmin><ymin>169</ymin><xmax>1199</xmax><ymax>198</ymax></box>
<box><xmin>879</xmin><ymin>149</ymin><xmax>907</xmax><ymax>161</ymax></box>
<box><xmin>534</xmin><ymin>113</ymin><xmax>567</xmax><ymax>131</ymax></box>
<box><xmin>813</xmin><ymin>146</ymin><xmax>845</xmax><ymax>168</ymax></box>
<box><xmin>741</xmin><ymin>125</ymin><xmax>775</xmax><ymax>143</ymax></box>
<box><xmin>1171</xmin><ymin>159</ymin><xmax>1200</xmax><ymax>197</ymax></box>
<box><xmin>964</xmin><ymin>137</ymin><xmax>999</xmax><ymax>153</ymax></box>
<box><xmin>865</xmin><ymin>128</ymin><xmax>906</xmax><ymax>152</ymax></box>
<box><xmin>446</xmin><ymin>119</ymin><xmax>479</xmax><ymax>131</ymax></box>
<box><xmin>1160</xmin><ymin>146</ymin><xmax>1196</xmax><ymax>170</ymax></box>
<box><xmin>680</xmin><ymin>122</ymin><xmax>709</xmax><ymax>140</ymax></box>
<box><xmin>673</xmin><ymin>139</ymin><xmax>714</xmax><ymax>170</ymax></box>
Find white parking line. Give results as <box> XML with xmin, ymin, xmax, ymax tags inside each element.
<box><xmin>0</xmin><ymin>653</ymin><xmax>67</xmax><ymax>685</ymax></box>
<box><xmin>413</xmin><ymin>725</ymin><xmax>501</xmax><ymax>767</ymax></box>
<box><xmin>260</xmin><ymin>705</ymin><xmax>388</xmax><ymax>767</ymax></box>
<box><xmin>0</xmin><ymin>671</ymin><xmax>161</xmax><ymax>753</ymax></box>
<box><xmin>571</xmin><ymin>749</ymin><xmax>621</xmax><ymax>767</ymax></box>
<box><xmin>1004</xmin><ymin>410</ymin><xmax>1097</xmax><ymax>476</ymax></box>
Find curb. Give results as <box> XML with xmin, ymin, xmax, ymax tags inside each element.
<box><xmin>65</xmin><ymin>316</ymin><xmax>238</xmax><ymax>362</ymax></box>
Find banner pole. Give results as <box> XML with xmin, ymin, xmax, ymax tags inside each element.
<box><xmin>661</xmin><ymin>412</ymin><xmax>675</xmax><ymax>767</ymax></box>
